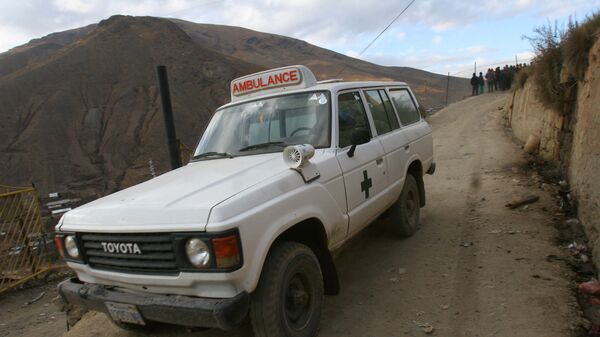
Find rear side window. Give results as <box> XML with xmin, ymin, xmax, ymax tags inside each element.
<box><xmin>364</xmin><ymin>89</ymin><xmax>399</xmax><ymax>135</ymax></box>
<box><xmin>338</xmin><ymin>92</ymin><xmax>372</xmax><ymax>148</ymax></box>
<box><xmin>380</xmin><ymin>90</ymin><xmax>400</xmax><ymax>130</ymax></box>
<box><xmin>389</xmin><ymin>89</ymin><xmax>420</xmax><ymax>125</ymax></box>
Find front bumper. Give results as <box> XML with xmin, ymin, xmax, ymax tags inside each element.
<box><xmin>58</xmin><ymin>278</ymin><xmax>249</xmax><ymax>330</ymax></box>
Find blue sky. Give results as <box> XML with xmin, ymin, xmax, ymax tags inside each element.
<box><xmin>0</xmin><ymin>0</ymin><xmax>598</xmax><ymax>77</ymax></box>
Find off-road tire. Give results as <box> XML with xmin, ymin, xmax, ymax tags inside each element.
<box><xmin>389</xmin><ymin>173</ymin><xmax>421</xmax><ymax>237</ymax></box>
<box><xmin>251</xmin><ymin>242</ymin><xmax>324</xmax><ymax>337</ymax></box>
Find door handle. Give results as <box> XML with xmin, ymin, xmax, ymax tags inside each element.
<box><xmin>404</xmin><ymin>145</ymin><xmax>410</xmax><ymax>151</ymax></box>
<box><xmin>376</xmin><ymin>157</ymin><xmax>383</xmax><ymax>165</ymax></box>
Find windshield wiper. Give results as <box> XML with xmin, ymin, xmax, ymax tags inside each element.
<box><xmin>192</xmin><ymin>152</ymin><xmax>235</xmax><ymax>160</ymax></box>
<box><xmin>238</xmin><ymin>142</ymin><xmax>289</xmax><ymax>152</ymax></box>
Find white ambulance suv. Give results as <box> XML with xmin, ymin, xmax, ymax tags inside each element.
<box><xmin>55</xmin><ymin>65</ymin><xmax>434</xmax><ymax>337</ymax></box>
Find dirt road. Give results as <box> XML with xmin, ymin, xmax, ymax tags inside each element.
<box><xmin>1</xmin><ymin>92</ymin><xmax>581</xmax><ymax>336</ymax></box>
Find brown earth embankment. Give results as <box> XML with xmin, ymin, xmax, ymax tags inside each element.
<box><xmin>506</xmin><ymin>37</ymin><xmax>600</xmax><ymax>265</ymax></box>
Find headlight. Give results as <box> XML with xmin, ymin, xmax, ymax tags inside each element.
<box><xmin>64</xmin><ymin>235</ymin><xmax>79</xmax><ymax>259</ymax></box>
<box><xmin>185</xmin><ymin>238</ymin><xmax>210</xmax><ymax>268</ymax></box>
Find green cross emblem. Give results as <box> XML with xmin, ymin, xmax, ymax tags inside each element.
<box><xmin>361</xmin><ymin>170</ymin><xmax>372</xmax><ymax>199</ymax></box>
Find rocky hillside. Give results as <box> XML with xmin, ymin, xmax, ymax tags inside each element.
<box><xmin>170</xmin><ymin>19</ymin><xmax>468</xmax><ymax>105</ymax></box>
<box><xmin>0</xmin><ymin>15</ymin><xmax>469</xmax><ymax>196</ymax></box>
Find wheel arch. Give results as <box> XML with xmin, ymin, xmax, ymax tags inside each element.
<box><xmin>270</xmin><ymin>217</ymin><xmax>340</xmax><ymax>295</ymax></box>
<box><xmin>406</xmin><ymin>159</ymin><xmax>426</xmax><ymax>207</ymax></box>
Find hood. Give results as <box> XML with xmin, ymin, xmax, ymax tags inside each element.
<box><xmin>59</xmin><ymin>153</ymin><xmax>288</xmax><ymax>232</ymax></box>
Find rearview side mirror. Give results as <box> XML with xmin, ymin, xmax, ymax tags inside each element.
<box><xmin>347</xmin><ymin>129</ymin><xmax>371</xmax><ymax>158</ymax></box>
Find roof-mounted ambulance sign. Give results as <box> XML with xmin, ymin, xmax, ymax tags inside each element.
<box><xmin>230</xmin><ymin>65</ymin><xmax>318</xmax><ymax>101</ymax></box>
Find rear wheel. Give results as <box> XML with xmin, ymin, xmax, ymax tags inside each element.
<box><xmin>389</xmin><ymin>174</ymin><xmax>421</xmax><ymax>237</ymax></box>
<box><xmin>251</xmin><ymin>242</ymin><xmax>323</xmax><ymax>337</ymax></box>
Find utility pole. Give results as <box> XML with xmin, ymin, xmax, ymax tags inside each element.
<box><xmin>474</xmin><ymin>61</ymin><xmax>476</xmax><ymax>74</ymax></box>
<box><xmin>515</xmin><ymin>55</ymin><xmax>518</xmax><ymax>67</ymax></box>
<box><xmin>156</xmin><ymin>65</ymin><xmax>182</xmax><ymax>171</ymax></box>
<box><xmin>445</xmin><ymin>72</ymin><xmax>450</xmax><ymax>106</ymax></box>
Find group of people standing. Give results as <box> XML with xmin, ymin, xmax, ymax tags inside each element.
<box><xmin>470</xmin><ymin>64</ymin><xmax>527</xmax><ymax>96</ymax></box>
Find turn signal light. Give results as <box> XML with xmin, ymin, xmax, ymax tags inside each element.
<box><xmin>212</xmin><ymin>235</ymin><xmax>241</xmax><ymax>269</ymax></box>
<box><xmin>54</xmin><ymin>235</ymin><xmax>64</xmax><ymax>258</ymax></box>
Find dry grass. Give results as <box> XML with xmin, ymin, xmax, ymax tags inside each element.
<box><xmin>525</xmin><ymin>23</ymin><xmax>567</xmax><ymax>113</ymax></box>
<box><xmin>563</xmin><ymin>13</ymin><xmax>600</xmax><ymax>81</ymax></box>
<box><xmin>524</xmin><ymin>13</ymin><xmax>600</xmax><ymax>113</ymax></box>
<box><xmin>513</xmin><ymin>67</ymin><xmax>530</xmax><ymax>91</ymax></box>
<box><xmin>533</xmin><ymin>45</ymin><xmax>564</xmax><ymax>113</ymax></box>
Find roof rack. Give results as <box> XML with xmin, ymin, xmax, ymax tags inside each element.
<box><xmin>316</xmin><ymin>79</ymin><xmax>344</xmax><ymax>84</ymax></box>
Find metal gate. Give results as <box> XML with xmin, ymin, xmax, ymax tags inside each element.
<box><xmin>0</xmin><ymin>185</ymin><xmax>53</xmax><ymax>294</ymax></box>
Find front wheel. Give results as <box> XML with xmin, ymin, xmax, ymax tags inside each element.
<box><xmin>251</xmin><ymin>242</ymin><xmax>324</xmax><ymax>337</ymax></box>
<box><xmin>389</xmin><ymin>174</ymin><xmax>421</xmax><ymax>237</ymax></box>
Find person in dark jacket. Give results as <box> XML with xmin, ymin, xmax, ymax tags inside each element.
<box><xmin>494</xmin><ymin>67</ymin><xmax>501</xmax><ymax>91</ymax></box>
<box><xmin>502</xmin><ymin>65</ymin><xmax>510</xmax><ymax>90</ymax></box>
<box><xmin>470</xmin><ymin>73</ymin><xmax>479</xmax><ymax>96</ymax></box>
<box><xmin>485</xmin><ymin>68</ymin><xmax>495</xmax><ymax>93</ymax></box>
<box><xmin>478</xmin><ymin>72</ymin><xmax>484</xmax><ymax>94</ymax></box>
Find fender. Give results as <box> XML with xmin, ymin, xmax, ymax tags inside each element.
<box><xmin>404</xmin><ymin>154</ymin><xmax>426</xmax><ymax>207</ymax></box>
<box><xmin>207</xmin><ymin>172</ymin><xmax>347</xmax><ymax>294</ymax></box>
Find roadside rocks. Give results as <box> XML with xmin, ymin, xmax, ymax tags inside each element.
<box><xmin>55</xmin><ymin>296</ymin><xmax>88</xmax><ymax>328</ymax></box>
<box><xmin>413</xmin><ymin>320</ymin><xmax>435</xmax><ymax>334</ymax></box>
<box><xmin>517</xmin><ymin>157</ymin><xmax>596</xmax><ymax>334</ymax></box>
<box><xmin>524</xmin><ymin>134</ymin><xmax>541</xmax><ymax>154</ymax></box>
<box><xmin>505</xmin><ymin>195</ymin><xmax>540</xmax><ymax>209</ymax></box>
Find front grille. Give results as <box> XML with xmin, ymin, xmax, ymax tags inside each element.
<box><xmin>80</xmin><ymin>233</ymin><xmax>178</xmax><ymax>275</ymax></box>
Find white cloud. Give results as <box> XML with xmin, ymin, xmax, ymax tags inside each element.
<box><xmin>531</xmin><ymin>1</ymin><xmax>600</xmax><ymax>18</ymax></box>
<box><xmin>2</xmin><ymin>0</ymin><xmax>598</xmax><ymax>53</ymax></box>
<box><xmin>463</xmin><ymin>45</ymin><xmax>498</xmax><ymax>54</ymax></box>
<box><xmin>345</xmin><ymin>50</ymin><xmax>361</xmax><ymax>59</ymax></box>
<box><xmin>53</xmin><ymin>0</ymin><xmax>98</xmax><ymax>14</ymax></box>
<box><xmin>432</xmin><ymin>22</ymin><xmax>455</xmax><ymax>32</ymax></box>
<box><xmin>363</xmin><ymin>51</ymin><xmax>470</xmax><ymax>70</ymax></box>
<box><xmin>104</xmin><ymin>0</ymin><xmax>197</xmax><ymax>17</ymax></box>
<box><xmin>515</xmin><ymin>0</ymin><xmax>533</xmax><ymax>8</ymax></box>
<box><xmin>516</xmin><ymin>51</ymin><xmax>535</xmax><ymax>63</ymax></box>
<box><xmin>1</xmin><ymin>0</ymin><xmax>599</xmax><ymax>76</ymax></box>
<box><xmin>0</xmin><ymin>25</ymin><xmax>32</xmax><ymax>53</ymax></box>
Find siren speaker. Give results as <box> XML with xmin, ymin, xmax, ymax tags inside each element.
<box><xmin>283</xmin><ymin>144</ymin><xmax>315</xmax><ymax>168</ymax></box>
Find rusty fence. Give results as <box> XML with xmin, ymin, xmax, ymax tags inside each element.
<box><xmin>0</xmin><ymin>185</ymin><xmax>56</xmax><ymax>294</ymax></box>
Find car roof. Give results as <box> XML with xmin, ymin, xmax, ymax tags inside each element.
<box><xmin>219</xmin><ymin>80</ymin><xmax>409</xmax><ymax>110</ymax></box>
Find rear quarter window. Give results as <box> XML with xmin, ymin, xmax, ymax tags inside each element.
<box><xmin>365</xmin><ymin>89</ymin><xmax>399</xmax><ymax>135</ymax></box>
<box><xmin>388</xmin><ymin>89</ymin><xmax>421</xmax><ymax>126</ymax></box>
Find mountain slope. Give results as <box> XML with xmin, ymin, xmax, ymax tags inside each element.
<box><xmin>0</xmin><ymin>15</ymin><xmax>468</xmax><ymax>196</ymax></box>
<box><xmin>0</xmin><ymin>16</ymin><xmax>261</xmax><ymax>195</ymax></box>
<box><xmin>171</xmin><ymin>19</ymin><xmax>468</xmax><ymax>107</ymax></box>
<box><xmin>0</xmin><ymin>24</ymin><xmax>96</xmax><ymax>79</ymax></box>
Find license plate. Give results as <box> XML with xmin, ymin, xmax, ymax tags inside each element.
<box><xmin>105</xmin><ymin>302</ymin><xmax>145</xmax><ymax>326</ymax></box>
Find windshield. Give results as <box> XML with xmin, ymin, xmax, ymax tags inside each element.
<box><xmin>193</xmin><ymin>91</ymin><xmax>331</xmax><ymax>159</ymax></box>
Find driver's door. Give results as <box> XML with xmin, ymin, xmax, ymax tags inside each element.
<box><xmin>335</xmin><ymin>90</ymin><xmax>388</xmax><ymax>236</ymax></box>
